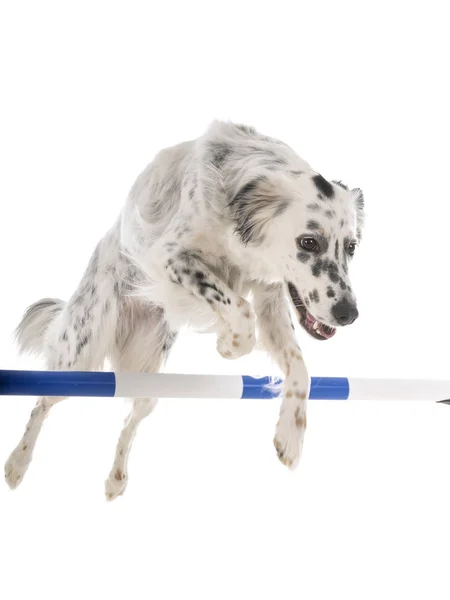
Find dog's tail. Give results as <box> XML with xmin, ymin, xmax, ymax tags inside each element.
<box><xmin>15</xmin><ymin>298</ymin><xmax>65</xmax><ymax>356</ymax></box>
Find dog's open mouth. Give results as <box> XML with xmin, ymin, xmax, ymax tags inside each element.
<box><xmin>287</xmin><ymin>282</ymin><xmax>336</xmax><ymax>341</ymax></box>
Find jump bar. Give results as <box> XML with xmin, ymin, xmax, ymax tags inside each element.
<box><xmin>1</xmin><ymin>370</ymin><xmax>450</xmax><ymax>402</ymax></box>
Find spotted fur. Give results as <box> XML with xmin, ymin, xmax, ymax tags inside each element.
<box><xmin>5</xmin><ymin>120</ymin><xmax>364</xmax><ymax>496</ymax></box>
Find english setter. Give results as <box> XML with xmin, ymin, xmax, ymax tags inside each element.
<box><xmin>5</xmin><ymin>121</ymin><xmax>364</xmax><ymax>499</ymax></box>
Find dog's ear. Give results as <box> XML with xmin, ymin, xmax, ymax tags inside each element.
<box><xmin>352</xmin><ymin>187</ymin><xmax>365</xmax><ymax>240</ymax></box>
<box><xmin>229</xmin><ymin>176</ymin><xmax>291</xmax><ymax>246</ymax></box>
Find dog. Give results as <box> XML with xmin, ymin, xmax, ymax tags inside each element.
<box><xmin>5</xmin><ymin>121</ymin><xmax>364</xmax><ymax>499</ymax></box>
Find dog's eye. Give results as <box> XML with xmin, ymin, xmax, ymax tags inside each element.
<box><xmin>300</xmin><ymin>237</ymin><xmax>317</xmax><ymax>252</ymax></box>
<box><xmin>347</xmin><ymin>242</ymin><xmax>356</xmax><ymax>256</ymax></box>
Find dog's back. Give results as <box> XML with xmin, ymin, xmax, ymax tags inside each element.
<box><xmin>121</xmin><ymin>139</ymin><xmax>196</xmax><ymax>251</ymax></box>
<box><xmin>15</xmin><ymin>135</ymin><xmax>195</xmax><ymax>364</ymax></box>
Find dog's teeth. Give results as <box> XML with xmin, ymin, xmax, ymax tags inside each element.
<box><xmin>313</xmin><ymin>321</ymin><xmax>319</xmax><ymax>330</ymax></box>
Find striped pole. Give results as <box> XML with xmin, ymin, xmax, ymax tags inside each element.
<box><xmin>0</xmin><ymin>370</ymin><xmax>450</xmax><ymax>402</ymax></box>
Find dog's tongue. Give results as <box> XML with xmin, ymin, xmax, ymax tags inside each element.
<box><xmin>304</xmin><ymin>309</ymin><xmax>336</xmax><ymax>340</ymax></box>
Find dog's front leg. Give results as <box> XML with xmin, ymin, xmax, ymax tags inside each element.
<box><xmin>252</xmin><ymin>282</ymin><xmax>309</xmax><ymax>469</ymax></box>
<box><xmin>164</xmin><ymin>248</ymin><xmax>256</xmax><ymax>359</ymax></box>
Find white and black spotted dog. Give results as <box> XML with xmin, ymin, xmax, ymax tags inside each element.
<box><xmin>5</xmin><ymin>121</ymin><xmax>364</xmax><ymax>499</ymax></box>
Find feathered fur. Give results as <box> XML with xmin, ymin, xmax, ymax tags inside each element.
<box><xmin>5</xmin><ymin>121</ymin><xmax>364</xmax><ymax>498</ymax></box>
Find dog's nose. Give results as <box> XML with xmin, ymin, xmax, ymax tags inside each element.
<box><xmin>332</xmin><ymin>298</ymin><xmax>359</xmax><ymax>326</ymax></box>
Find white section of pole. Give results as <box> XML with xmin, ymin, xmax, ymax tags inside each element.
<box><xmin>114</xmin><ymin>373</ymin><xmax>245</xmax><ymax>399</ymax></box>
<box><xmin>349</xmin><ymin>378</ymin><xmax>450</xmax><ymax>402</ymax></box>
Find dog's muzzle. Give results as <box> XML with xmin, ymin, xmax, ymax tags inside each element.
<box><xmin>287</xmin><ymin>282</ymin><xmax>336</xmax><ymax>341</ymax></box>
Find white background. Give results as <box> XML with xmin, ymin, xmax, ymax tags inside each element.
<box><xmin>1</xmin><ymin>1</ymin><xmax>449</xmax><ymax>598</ymax></box>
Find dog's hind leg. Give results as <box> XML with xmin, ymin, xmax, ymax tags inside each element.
<box><xmin>5</xmin><ymin>245</ymin><xmax>119</xmax><ymax>489</ymax></box>
<box><xmin>105</xmin><ymin>302</ymin><xmax>177</xmax><ymax>501</ymax></box>
<box><xmin>4</xmin><ymin>393</ymin><xmax>66</xmax><ymax>489</ymax></box>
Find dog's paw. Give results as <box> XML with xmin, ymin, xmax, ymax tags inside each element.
<box><xmin>217</xmin><ymin>329</ymin><xmax>256</xmax><ymax>359</ymax></box>
<box><xmin>273</xmin><ymin>407</ymin><xmax>306</xmax><ymax>470</ymax></box>
<box><xmin>105</xmin><ymin>467</ymin><xmax>128</xmax><ymax>501</ymax></box>
<box><xmin>5</xmin><ymin>446</ymin><xmax>32</xmax><ymax>490</ymax></box>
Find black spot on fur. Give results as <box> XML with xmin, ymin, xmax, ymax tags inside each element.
<box><xmin>306</xmin><ymin>203</ymin><xmax>321</xmax><ymax>212</ymax></box>
<box><xmin>328</xmin><ymin>263</ymin><xmax>340</xmax><ymax>283</ymax></box>
<box><xmin>290</xmin><ymin>170</ymin><xmax>303</xmax><ymax>176</ymax></box>
<box><xmin>61</xmin><ymin>330</ymin><xmax>68</xmax><ymax>342</ymax></box>
<box><xmin>335</xmin><ymin>241</ymin><xmax>339</xmax><ymax>260</ymax></box>
<box><xmin>307</xmin><ymin>220</ymin><xmax>320</xmax><ymax>231</ymax></box>
<box><xmin>76</xmin><ymin>332</ymin><xmax>92</xmax><ymax>356</ymax></box>
<box><xmin>178</xmin><ymin>249</ymin><xmax>202</xmax><ymax>263</ymax></box>
<box><xmin>195</xmin><ymin>271</ymin><xmax>205</xmax><ymax>280</ymax></box>
<box><xmin>210</xmin><ymin>143</ymin><xmax>232</xmax><ymax>169</ymax></box>
<box><xmin>318</xmin><ymin>237</ymin><xmax>329</xmax><ymax>254</ymax></box>
<box><xmin>199</xmin><ymin>281</ymin><xmax>220</xmax><ymax>295</ymax></box>
<box><xmin>325</xmin><ymin>210</ymin><xmax>335</xmax><ymax>219</ymax></box>
<box><xmin>312</xmin><ymin>259</ymin><xmax>324</xmax><ymax>277</ymax></box>
<box><xmin>327</xmin><ymin>287</ymin><xmax>336</xmax><ymax>298</ymax></box>
<box><xmin>297</xmin><ymin>251</ymin><xmax>311</xmax><ymax>263</ymax></box>
<box><xmin>188</xmin><ymin>188</ymin><xmax>196</xmax><ymax>200</ymax></box>
<box><xmin>312</xmin><ymin>174</ymin><xmax>335</xmax><ymax>199</ymax></box>
<box><xmin>309</xmin><ymin>289</ymin><xmax>320</xmax><ymax>303</ymax></box>
<box><xmin>340</xmin><ymin>219</ymin><xmax>345</xmax><ymax>228</ymax></box>
<box><xmin>312</xmin><ymin>258</ymin><xmax>341</xmax><ymax>283</ymax></box>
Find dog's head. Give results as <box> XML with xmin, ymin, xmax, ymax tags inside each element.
<box><xmin>229</xmin><ymin>171</ymin><xmax>364</xmax><ymax>340</ymax></box>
